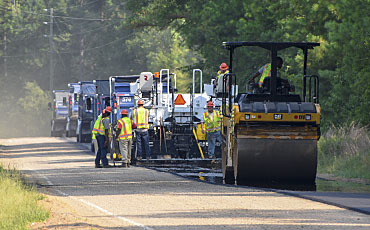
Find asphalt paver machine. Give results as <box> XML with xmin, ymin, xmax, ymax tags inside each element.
<box><xmin>220</xmin><ymin>41</ymin><xmax>321</xmax><ymax>187</ymax></box>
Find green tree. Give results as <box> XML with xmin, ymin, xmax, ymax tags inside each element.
<box><xmin>127</xmin><ymin>28</ymin><xmax>199</xmax><ymax>92</ymax></box>
<box><xmin>18</xmin><ymin>81</ymin><xmax>52</xmax><ymax>136</ymax></box>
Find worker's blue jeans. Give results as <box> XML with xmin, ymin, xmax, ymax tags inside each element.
<box><xmin>95</xmin><ymin>135</ymin><xmax>108</xmax><ymax>166</ymax></box>
<box><xmin>136</xmin><ymin>130</ymin><xmax>151</xmax><ymax>159</ymax></box>
<box><xmin>207</xmin><ymin>130</ymin><xmax>222</xmax><ymax>158</ymax></box>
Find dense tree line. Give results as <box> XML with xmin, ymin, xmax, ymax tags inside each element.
<box><xmin>0</xmin><ymin>0</ymin><xmax>369</xmax><ymax>137</ymax></box>
<box><xmin>124</xmin><ymin>0</ymin><xmax>370</xmax><ymax>127</ymax></box>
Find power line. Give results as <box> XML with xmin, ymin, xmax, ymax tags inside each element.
<box><xmin>0</xmin><ymin>1</ymin><xmax>127</xmax><ymax>21</ymax></box>
<box><xmin>2</xmin><ymin>52</ymin><xmax>45</xmax><ymax>58</ymax></box>
<box><xmin>1</xmin><ymin>32</ymin><xmax>135</xmax><ymax>57</ymax></box>
<box><xmin>52</xmin><ymin>0</ymin><xmax>100</xmax><ymax>11</ymax></box>
<box><xmin>20</xmin><ymin>9</ymin><xmax>111</xmax><ymax>21</ymax></box>
<box><xmin>59</xmin><ymin>32</ymin><xmax>135</xmax><ymax>54</ymax></box>
<box><xmin>55</xmin><ymin>18</ymin><xmax>121</xmax><ymax>37</ymax></box>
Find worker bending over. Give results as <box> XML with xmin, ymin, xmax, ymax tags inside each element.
<box><xmin>116</xmin><ymin>109</ymin><xmax>134</xmax><ymax>167</ymax></box>
<box><xmin>133</xmin><ymin>100</ymin><xmax>151</xmax><ymax>160</ymax></box>
<box><xmin>92</xmin><ymin>106</ymin><xmax>112</xmax><ymax>168</ymax></box>
<box><xmin>201</xmin><ymin>101</ymin><xmax>222</xmax><ymax>159</ymax></box>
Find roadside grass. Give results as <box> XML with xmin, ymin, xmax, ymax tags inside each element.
<box><xmin>317</xmin><ymin>179</ymin><xmax>370</xmax><ymax>193</ymax></box>
<box><xmin>318</xmin><ymin>123</ymin><xmax>370</xmax><ymax>180</ymax></box>
<box><xmin>0</xmin><ymin>164</ymin><xmax>49</xmax><ymax>230</ymax></box>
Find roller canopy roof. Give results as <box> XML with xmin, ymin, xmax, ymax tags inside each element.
<box><xmin>222</xmin><ymin>41</ymin><xmax>320</xmax><ymax>51</ymax></box>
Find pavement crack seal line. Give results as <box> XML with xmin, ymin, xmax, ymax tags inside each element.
<box><xmin>30</xmin><ymin>169</ymin><xmax>153</xmax><ymax>230</ymax></box>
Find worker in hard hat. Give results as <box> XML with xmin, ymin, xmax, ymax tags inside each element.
<box><xmin>249</xmin><ymin>57</ymin><xmax>284</xmax><ymax>87</ymax></box>
<box><xmin>215</xmin><ymin>62</ymin><xmax>230</xmax><ymax>94</ymax></box>
<box><xmin>201</xmin><ymin>101</ymin><xmax>222</xmax><ymax>159</ymax></box>
<box><xmin>218</xmin><ymin>63</ymin><xmax>229</xmax><ymax>78</ymax></box>
<box><xmin>116</xmin><ymin>109</ymin><xmax>135</xmax><ymax>167</ymax></box>
<box><xmin>133</xmin><ymin>99</ymin><xmax>151</xmax><ymax>160</ymax></box>
<box><xmin>92</xmin><ymin>106</ymin><xmax>112</xmax><ymax>168</ymax></box>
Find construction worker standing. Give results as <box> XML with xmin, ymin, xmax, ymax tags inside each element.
<box><xmin>116</xmin><ymin>110</ymin><xmax>134</xmax><ymax>167</ymax></box>
<box><xmin>133</xmin><ymin>99</ymin><xmax>151</xmax><ymax>160</ymax></box>
<box><xmin>92</xmin><ymin>106</ymin><xmax>112</xmax><ymax>168</ymax></box>
<box><xmin>201</xmin><ymin>101</ymin><xmax>222</xmax><ymax>159</ymax></box>
<box><xmin>217</xmin><ymin>62</ymin><xmax>229</xmax><ymax>78</ymax></box>
<box><xmin>215</xmin><ymin>63</ymin><xmax>229</xmax><ymax>93</ymax></box>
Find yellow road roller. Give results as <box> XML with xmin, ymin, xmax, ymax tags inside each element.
<box><xmin>220</xmin><ymin>42</ymin><xmax>321</xmax><ymax>186</ymax></box>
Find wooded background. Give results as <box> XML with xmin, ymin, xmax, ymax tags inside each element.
<box><xmin>0</xmin><ymin>0</ymin><xmax>369</xmax><ymax>136</ymax></box>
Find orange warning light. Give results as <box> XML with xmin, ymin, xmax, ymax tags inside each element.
<box><xmin>174</xmin><ymin>94</ymin><xmax>186</xmax><ymax>105</ymax></box>
<box><xmin>154</xmin><ymin>72</ymin><xmax>159</xmax><ymax>78</ymax></box>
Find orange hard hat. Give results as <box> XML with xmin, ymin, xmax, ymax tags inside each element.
<box><xmin>120</xmin><ymin>109</ymin><xmax>128</xmax><ymax>115</ymax></box>
<box><xmin>137</xmin><ymin>99</ymin><xmax>144</xmax><ymax>105</ymax></box>
<box><xmin>105</xmin><ymin>106</ymin><xmax>112</xmax><ymax>113</ymax></box>
<box><xmin>207</xmin><ymin>101</ymin><xmax>214</xmax><ymax>107</ymax></box>
<box><xmin>219</xmin><ymin>62</ymin><xmax>228</xmax><ymax>71</ymax></box>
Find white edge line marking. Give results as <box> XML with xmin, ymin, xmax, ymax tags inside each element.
<box><xmin>32</xmin><ymin>169</ymin><xmax>153</xmax><ymax>230</ymax></box>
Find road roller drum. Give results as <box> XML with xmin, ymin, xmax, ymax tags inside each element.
<box><xmin>235</xmin><ymin>138</ymin><xmax>317</xmax><ymax>184</ymax></box>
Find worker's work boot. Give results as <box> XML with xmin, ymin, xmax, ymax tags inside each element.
<box><xmin>126</xmin><ymin>163</ymin><xmax>130</xmax><ymax>168</ymax></box>
<box><xmin>95</xmin><ymin>165</ymin><xmax>102</xmax><ymax>168</ymax></box>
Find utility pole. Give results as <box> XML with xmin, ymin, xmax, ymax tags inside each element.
<box><xmin>2</xmin><ymin>4</ymin><xmax>8</xmax><ymax>79</ymax></box>
<box><xmin>49</xmin><ymin>8</ymin><xmax>54</xmax><ymax>91</ymax></box>
<box><xmin>3</xmin><ymin>31</ymin><xmax>7</xmax><ymax>78</ymax></box>
<box><xmin>79</xmin><ymin>25</ymin><xmax>84</xmax><ymax>82</ymax></box>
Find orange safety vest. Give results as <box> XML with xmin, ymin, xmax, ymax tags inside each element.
<box><xmin>118</xmin><ymin>117</ymin><xmax>133</xmax><ymax>140</ymax></box>
<box><xmin>92</xmin><ymin>115</ymin><xmax>109</xmax><ymax>135</ymax></box>
<box><xmin>133</xmin><ymin>107</ymin><xmax>149</xmax><ymax>129</ymax></box>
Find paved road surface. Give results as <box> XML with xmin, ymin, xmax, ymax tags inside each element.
<box><xmin>0</xmin><ymin>137</ymin><xmax>369</xmax><ymax>229</ymax></box>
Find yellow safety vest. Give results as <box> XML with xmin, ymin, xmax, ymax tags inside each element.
<box><xmin>217</xmin><ymin>70</ymin><xmax>229</xmax><ymax>78</ymax></box>
<box><xmin>258</xmin><ymin>64</ymin><xmax>280</xmax><ymax>87</ymax></box>
<box><xmin>92</xmin><ymin>115</ymin><xmax>109</xmax><ymax>136</ymax></box>
<box><xmin>203</xmin><ymin>110</ymin><xmax>221</xmax><ymax>133</ymax></box>
<box><xmin>133</xmin><ymin>107</ymin><xmax>149</xmax><ymax>129</ymax></box>
<box><xmin>118</xmin><ymin>117</ymin><xmax>133</xmax><ymax>140</ymax></box>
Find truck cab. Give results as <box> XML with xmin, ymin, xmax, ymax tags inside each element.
<box><xmin>66</xmin><ymin>83</ymin><xmax>80</xmax><ymax>137</ymax></box>
<box><xmin>92</xmin><ymin>80</ymin><xmax>111</xmax><ymax>124</ymax></box>
<box><xmin>76</xmin><ymin>81</ymin><xmax>96</xmax><ymax>143</ymax></box>
<box><xmin>50</xmin><ymin>90</ymin><xmax>69</xmax><ymax>137</ymax></box>
<box><xmin>109</xmin><ymin>75</ymin><xmax>138</xmax><ymax>129</ymax></box>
